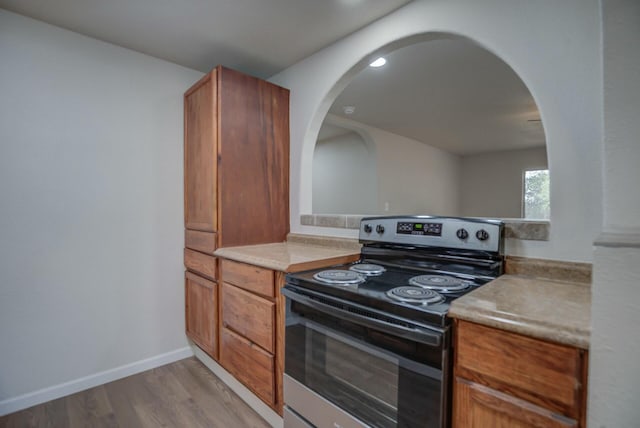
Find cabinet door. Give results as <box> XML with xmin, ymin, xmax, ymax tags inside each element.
<box><xmin>184</xmin><ymin>71</ymin><xmax>217</xmax><ymax>232</ymax></box>
<box><xmin>454</xmin><ymin>378</ymin><xmax>577</xmax><ymax>428</ymax></box>
<box><xmin>185</xmin><ymin>272</ymin><xmax>217</xmax><ymax>358</ymax></box>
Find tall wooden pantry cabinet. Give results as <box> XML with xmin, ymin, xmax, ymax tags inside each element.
<box><xmin>183</xmin><ymin>66</ymin><xmax>289</xmax><ymax>360</ymax></box>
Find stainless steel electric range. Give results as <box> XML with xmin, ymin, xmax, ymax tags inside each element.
<box><xmin>282</xmin><ymin>216</ymin><xmax>504</xmax><ymax>428</ymax></box>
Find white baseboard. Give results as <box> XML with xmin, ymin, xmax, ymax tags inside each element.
<box><xmin>0</xmin><ymin>346</ymin><xmax>194</xmax><ymax>417</ymax></box>
<box><xmin>192</xmin><ymin>345</ymin><xmax>283</xmax><ymax>428</ymax></box>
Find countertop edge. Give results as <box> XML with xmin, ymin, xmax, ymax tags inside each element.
<box><xmin>213</xmin><ymin>248</ymin><xmax>290</xmax><ymax>271</ymax></box>
<box><xmin>213</xmin><ymin>245</ymin><xmax>360</xmax><ymax>272</ymax></box>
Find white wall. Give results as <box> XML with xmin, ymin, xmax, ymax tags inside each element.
<box><xmin>589</xmin><ymin>0</ymin><xmax>640</xmax><ymax>426</ymax></box>
<box><xmin>313</xmin><ymin>132</ymin><xmax>378</xmax><ymax>214</ymax></box>
<box><xmin>459</xmin><ymin>147</ymin><xmax>548</xmax><ymax>218</ymax></box>
<box><xmin>270</xmin><ymin>0</ymin><xmax>602</xmax><ymax>262</ymax></box>
<box><xmin>313</xmin><ymin>115</ymin><xmax>460</xmax><ymax>216</ymax></box>
<box><xmin>270</xmin><ymin>1</ymin><xmax>640</xmax><ymax>424</ymax></box>
<box><xmin>0</xmin><ymin>10</ymin><xmax>202</xmax><ymax>412</ymax></box>
<box><xmin>372</xmin><ymin>125</ymin><xmax>460</xmax><ymax>216</ymax></box>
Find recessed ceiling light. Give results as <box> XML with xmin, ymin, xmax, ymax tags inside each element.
<box><xmin>369</xmin><ymin>57</ymin><xmax>387</xmax><ymax>68</ymax></box>
<box><xmin>343</xmin><ymin>106</ymin><xmax>356</xmax><ymax>115</ymax></box>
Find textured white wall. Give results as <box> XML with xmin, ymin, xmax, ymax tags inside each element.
<box><xmin>371</xmin><ymin>126</ymin><xmax>460</xmax><ymax>216</ymax></box>
<box><xmin>313</xmin><ymin>132</ymin><xmax>377</xmax><ymax>214</ymax></box>
<box><xmin>313</xmin><ymin>116</ymin><xmax>460</xmax><ymax>216</ymax></box>
<box><xmin>459</xmin><ymin>147</ymin><xmax>548</xmax><ymax>218</ymax></box>
<box><xmin>0</xmin><ymin>10</ymin><xmax>202</xmax><ymax>410</ymax></box>
<box><xmin>600</xmin><ymin>1</ymin><xmax>640</xmax><ymax>231</ymax></box>
<box><xmin>589</xmin><ymin>0</ymin><xmax>640</xmax><ymax>426</ymax></box>
<box><xmin>270</xmin><ymin>0</ymin><xmax>602</xmax><ymax>261</ymax></box>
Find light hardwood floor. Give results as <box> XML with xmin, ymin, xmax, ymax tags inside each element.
<box><xmin>0</xmin><ymin>357</ymin><xmax>270</xmax><ymax>428</ymax></box>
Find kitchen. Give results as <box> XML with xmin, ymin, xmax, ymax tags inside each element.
<box><xmin>0</xmin><ymin>1</ymin><xmax>638</xmax><ymax>427</ymax></box>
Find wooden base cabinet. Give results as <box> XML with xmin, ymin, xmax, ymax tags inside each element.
<box><xmin>216</xmin><ymin>254</ymin><xmax>359</xmax><ymax>415</ymax></box>
<box><xmin>185</xmin><ymin>272</ymin><xmax>217</xmax><ymax>358</ymax></box>
<box><xmin>455</xmin><ymin>379</ymin><xmax>578</xmax><ymax>428</ymax></box>
<box><xmin>219</xmin><ymin>259</ymin><xmax>282</xmax><ymax>413</ymax></box>
<box><xmin>220</xmin><ymin>327</ymin><xmax>276</xmax><ymax>406</ymax></box>
<box><xmin>453</xmin><ymin>320</ymin><xmax>588</xmax><ymax>428</ymax></box>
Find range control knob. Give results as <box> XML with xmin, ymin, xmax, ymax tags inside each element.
<box><xmin>363</xmin><ymin>224</ymin><xmax>372</xmax><ymax>233</ymax></box>
<box><xmin>476</xmin><ymin>229</ymin><xmax>490</xmax><ymax>241</ymax></box>
<box><xmin>376</xmin><ymin>224</ymin><xmax>385</xmax><ymax>234</ymax></box>
<box><xmin>456</xmin><ymin>228</ymin><xmax>469</xmax><ymax>240</ymax></box>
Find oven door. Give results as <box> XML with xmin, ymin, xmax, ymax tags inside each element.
<box><xmin>282</xmin><ymin>285</ymin><xmax>450</xmax><ymax>428</ymax></box>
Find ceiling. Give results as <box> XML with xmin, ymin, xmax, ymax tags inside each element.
<box><xmin>1</xmin><ymin>1</ymin><xmax>544</xmax><ymax>155</ymax></box>
<box><xmin>0</xmin><ymin>0</ymin><xmax>412</xmax><ymax>78</ymax></box>
<box><xmin>327</xmin><ymin>37</ymin><xmax>545</xmax><ymax>156</ymax></box>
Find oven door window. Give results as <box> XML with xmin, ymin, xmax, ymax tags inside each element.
<box><xmin>285</xmin><ymin>299</ymin><xmax>446</xmax><ymax>428</ymax></box>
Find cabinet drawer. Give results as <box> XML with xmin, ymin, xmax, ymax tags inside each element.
<box><xmin>220</xmin><ymin>327</ymin><xmax>275</xmax><ymax>406</ymax></box>
<box><xmin>454</xmin><ymin>378</ymin><xmax>577</xmax><ymax>428</ymax></box>
<box><xmin>221</xmin><ymin>259</ymin><xmax>274</xmax><ymax>297</ymax></box>
<box><xmin>455</xmin><ymin>320</ymin><xmax>583</xmax><ymax>418</ymax></box>
<box><xmin>185</xmin><ymin>230</ymin><xmax>217</xmax><ymax>255</ymax></box>
<box><xmin>221</xmin><ymin>282</ymin><xmax>275</xmax><ymax>353</ymax></box>
<box><xmin>184</xmin><ymin>248</ymin><xmax>217</xmax><ymax>280</ymax></box>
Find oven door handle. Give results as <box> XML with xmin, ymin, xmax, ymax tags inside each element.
<box><xmin>282</xmin><ymin>287</ymin><xmax>442</xmax><ymax>347</ymax></box>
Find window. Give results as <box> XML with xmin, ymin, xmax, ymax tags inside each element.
<box><xmin>523</xmin><ymin>169</ymin><xmax>550</xmax><ymax>219</ymax></box>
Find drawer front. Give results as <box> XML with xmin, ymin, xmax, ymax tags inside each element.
<box><xmin>221</xmin><ymin>259</ymin><xmax>274</xmax><ymax>297</ymax></box>
<box><xmin>455</xmin><ymin>320</ymin><xmax>583</xmax><ymax>418</ymax></box>
<box><xmin>221</xmin><ymin>282</ymin><xmax>275</xmax><ymax>353</ymax></box>
<box><xmin>185</xmin><ymin>230</ymin><xmax>217</xmax><ymax>255</ymax></box>
<box><xmin>184</xmin><ymin>248</ymin><xmax>217</xmax><ymax>280</ymax></box>
<box><xmin>453</xmin><ymin>378</ymin><xmax>577</xmax><ymax>428</ymax></box>
<box><xmin>220</xmin><ymin>327</ymin><xmax>275</xmax><ymax>406</ymax></box>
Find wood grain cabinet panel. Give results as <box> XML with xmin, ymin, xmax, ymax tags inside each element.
<box><xmin>218</xmin><ymin>260</ymin><xmax>283</xmax><ymax>414</ymax></box>
<box><xmin>221</xmin><ymin>282</ymin><xmax>275</xmax><ymax>353</ymax></box>
<box><xmin>216</xmin><ymin>261</ymin><xmax>358</xmax><ymax>416</ymax></box>
<box><xmin>184</xmin><ymin>72</ymin><xmax>217</xmax><ymax>233</ymax></box>
<box><xmin>183</xmin><ymin>66</ymin><xmax>290</xmax><ymax>411</ymax></box>
<box><xmin>217</xmin><ymin>69</ymin><xmax>289</xmax><ymax>248</ymax></box>
<box><xmin>184</xmin><ymin>66</ymin><xmax>289</xmax><ymax>248</ymax></box>
<box><xmin>185</xmin><ymin>230</ymin><xmax>217</xmax><ymax>255</ymax></box>
<box><xmin>185</xmin><ymin>272</ymin><xmax>217</xmax><ymax>358</ymax></box>
<box><xmin>220</xmin><ymin>327</ymin><xmax>275</xmax><ymax>406</ymax></box>
<box><xmin>453</xmin><ymin>320</ymin><xmax>588</xmax><ymax>427</ymax></box>
<box><xmin>184</xmin><ymin>248</ymin><xmax>217</xmax><ymax>281</ymax></box>
<box><xmin>220</xmin><ymin>259</ymin><xmax>275</xmax><ymax>297</ymax></box>
<box><xmin>454</xmin><ymin>378</ymin><xmax>577</xmax><ymax>428</ymax></box>
<box><xmin>456</xmin><ymin>320</ymin><xmax>582</xmax><ymax>418</ymax></box>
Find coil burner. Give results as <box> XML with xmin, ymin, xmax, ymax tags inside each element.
<box><xmin>349</xmin><ymin>263</ymin><xmax>386</xmax><ymax>276</ymax></box>
<box><xmin>313</xmin><ymin>270</ymin><xmax>366</xmax><ymax>285</ymax></box>
<box><xmin>408</xmin><ymin>275</ymin><xmax>470</xmax><ymax>293</ymax></box>
<box><xmin>386</xmin><ymin>286</ymin><xmax>445</xmax><ymax>305</ymax></box>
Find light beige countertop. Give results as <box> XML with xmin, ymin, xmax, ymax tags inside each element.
<box><xmin>214</xmin><ymin>241</ymin><xmax>360</xmax><ymax>272</ymax></box>
<box><xmin>449</xmin><ymin>274</ymin><xmax>591</xmax><ymax>349</ymax></box>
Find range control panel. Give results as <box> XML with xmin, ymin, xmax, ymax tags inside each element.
<box><xmin>397</xmin><ymin>221</ymin><xmax>443</xmax><ymax>236</ymax></box>
<box><xmin>359</xmin><ymin>216</ymin><xmax>504</xmax><ymax>254</ymax></box>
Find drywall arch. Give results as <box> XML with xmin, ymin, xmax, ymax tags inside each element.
<box><xmin>270</xmin><ymin>0</ymin><xmax>602</xmax><ymax>262</ymax></box>
<box><xmin>313</xmin><ymin>115</ymin><xmax>379</xmax><ymax>214</ymax></box>
<box><xmin>307</xmin><ymin>33</ymin><xmax>549</xmax><ymax>219</ymax></box>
